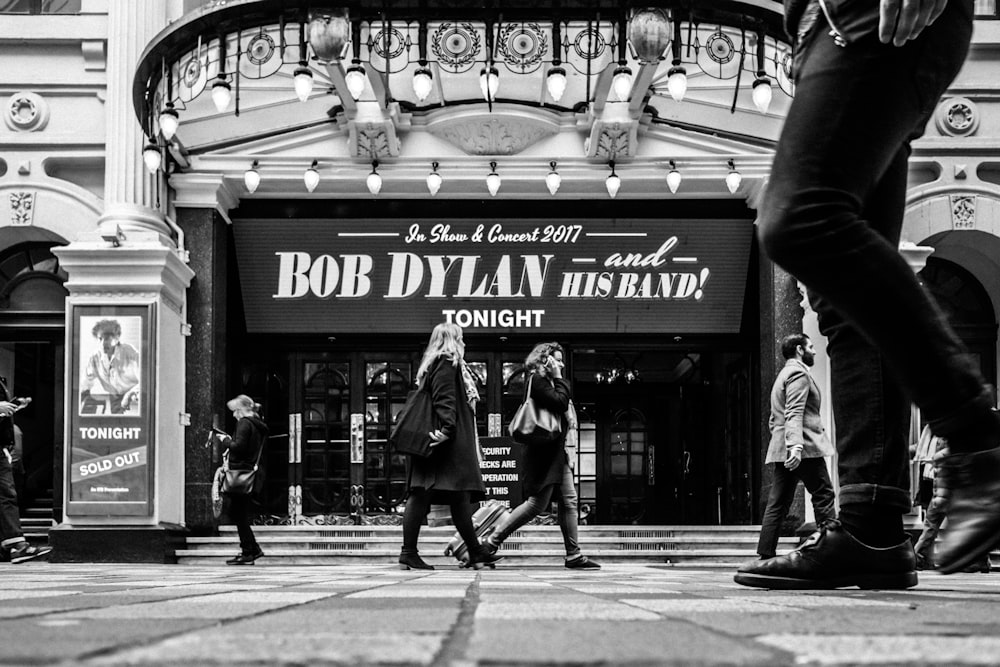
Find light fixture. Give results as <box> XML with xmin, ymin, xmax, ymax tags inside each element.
<box><xmin>142</xmin><ymin>142</ymin><xmax>162</xmax><ymax>173</ymax></box>
<box><xmin>666</xmin><ymin>160</ymin><xmax>681</xmax><ymax>194</ymax></box>
<box><xmin>158</xmin><ymin>103</ymin><xmax>179</xmax><ymax>141</ymax></box>
<box><xmin>479</xmin><ymin>65</ymin><xmax>499</xmax><ymax>102</ymax></box>
<box><xmin>294</xmin><ymin>63</ymin><xmax>314</xmax><ymax>102</ymax></box>
<box><xmin>345</xmin><ymin>59</ymin><xmax>367</xmax><ymax>100</ymax></box>
<box><xmin>308</xmin><ymin>10</ymin><xmax>351</xmax><ymax>62</ymax></box>
<box><xmin>726</xmin><ymin>159</ymin><xmax>742</xmax><ymax>194</ymax></box>
<box><xmin>752</xmin><ymin>74</ymin><xmax>773</xmax><ymax>114</ymax></box>
<box><xmin>426</xmin><ymin>161</ymin><xmax>442</xmax><ymax>196</ymax></box>
<box><xmin>611</xmin><ymin>65</ymin><xmax>632</xmax><ymax>102</ymax></box>
<box><xmin>546</xmin><ymin>66</ymin><xmax>567</xmax><ymax>103</ymax></box>
<box><xmin>304</xmin><ymin>160</ymin><xmax>320</xmax><ymax>192</ymax></box>
<box><xmin>100</xmin><ymin>224</ymin><xmax>126</xmax><ymax>248</ymax></box>
<box><xmin>545</xmin><ymin>161</ymin><xmax>561</xmax><ymax>195</ymax></box>
<box><xmin>628</xmin><ymin>8</ymin><xmax>671</xmax><ymax>63</ymax></box>
<box><xmin>211</xmin><ymin>75</ymin><xmax>232</xmax><ymax>112</ymax></box>
<box><xmin>666</xmin><ymin>61</ymin><xmax>688</xmax><ymax>102</ymax></box>
<box><xmin>413</xmin><ymin>65</ymin><xmax>434</xmax><ymax>102</ymax></box>
<box><xmin>605</xmin><ymin>161</ymin><xmax>621</xmax><ymax>198</ymax></box>
<box><xmin>486</xmin><ymin>161</ymin><xmax>501</xmax><ymax>197</ymax></box>
<box><xmin>244</xmin><ymin>160</ymin><xmax>260</xmax><ymax>193</ymax></box>
<box><xmin>366</xmin><ymin>160</ymin><xmax>382</xmax><ymax>195</ymax></box>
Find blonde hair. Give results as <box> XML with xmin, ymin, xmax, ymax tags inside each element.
<box><xmin>524</xmin><ymin>342</ymin><xmax>564</xmax><ymax>374</ymax></box>
<box><xmin>226</xmin><ymin>394</ymin><xmax>261</xmax><ymax>416</ymax></box>
<box><xmin>416</xmin><ymin>322</ymin><xmax>464</xmax><ymax>384</ymax></box>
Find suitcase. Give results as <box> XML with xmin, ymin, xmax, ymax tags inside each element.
<box><xmin>443</xmin><ymin>500</ymin><xmax>511</xmax><ymax>567</ymax></box>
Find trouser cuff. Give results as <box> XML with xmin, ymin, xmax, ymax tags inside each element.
<box><xmin>1</xmin><ymin>537</ymin><xmax>25</xmax><ymax>548</ymax></box>
<box><xmin>839</xmin><ymin>484</ymin><xmax>912</xmax><ymax>512</ymax></box>
<box><xmin>927</xmin><ymin>386</ymin><xmax>995</xmax><ymax>437</ymax></box>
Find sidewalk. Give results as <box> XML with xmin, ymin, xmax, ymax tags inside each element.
<box><xmin>2</xmin><ymin>562</ymin><xmax>999</xmax><ymax>665</ymax></box>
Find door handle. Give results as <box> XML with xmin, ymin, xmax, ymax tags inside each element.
<box><xmin>682</xmin><ymin>451</ymin><xmax>691</xmax><ymax>476</ymax></box>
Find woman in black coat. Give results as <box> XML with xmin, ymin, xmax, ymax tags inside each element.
<box><xmin>485</xmin><ymin>342</ymin><xmax>600</xmax><ymax>569</ymax></box>
<box><xmin>220</xmin><ymin>394</ymin><xmax>268</xmax><ymax>565</ymax></box>
<box><xmin>400</xmin><ymin>322</ymin><xmax>502</xmax><ymax>570</ymax></box>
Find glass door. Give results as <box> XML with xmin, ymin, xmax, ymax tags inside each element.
<box><xmin>298</xmin><ymin>360</ymin><xmax>352</xmax><ymax>515</ymax></box>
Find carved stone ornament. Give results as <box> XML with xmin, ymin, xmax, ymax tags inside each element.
<box><xmin>950</xmin><ymin>194</ymin><xmax>976</xmax><ymax>230</ymax></box>
<box><xmin>8</xmin><ymin>191</ymin><xmax>35</xmax><ymax>226</ymax></box>
<box><xmin>426</xmin><ymin>108</ymin><xmax>559</xmax><ymax>156</ymax></box>
<box><xmin>348</xmin><ymin>121</ymin><xmax>400</xmax><ymax>158</ymax></box>
<box><xmin>935</xmin><ymin>97</ymin><xmax>979</xmax><ymax>137</ymax></box>
<box><xmin>5</xmin><ymin>92</ymin><xmax>49</xmax><ymax>132</ymax></box>
<box><xmin>585</xmin><ymin>120</ymin><xmax>638</xmax><ymax>159</ymax></box>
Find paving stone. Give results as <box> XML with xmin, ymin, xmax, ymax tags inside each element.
<box><xmin>757</xmin><ymin>633</ymin><xmax>1000</xmax><ymax>665</ymax></box>
<box><xmin>476</xmin><ymin>600</ymin><xmax>661</xmax><ymax>620</ymax></box>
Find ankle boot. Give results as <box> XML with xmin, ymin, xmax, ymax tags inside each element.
<box><xmin>399</xmin><ymin>549</ymin><xmax>434</xmax><ymax>570</ymax></box>
<box><xmin>467</xmin><ymin>544</ymin><xmax>503</xmax><ymax>569</ymax></box>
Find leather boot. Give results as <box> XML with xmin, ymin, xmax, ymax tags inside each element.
<box><xmin>934</xmin><ymin>446</ymin><xmax>1000</xmax><ymax>574</ymax></box>
<box><xmin>399</xmin><ymin>548</ymin><xmax>434</xmax><ymax>570</ymax></box>
<box><xmin>467</xmin><ymin>544</ymin><xmax>503</xmax><ymax>569</ymax></box>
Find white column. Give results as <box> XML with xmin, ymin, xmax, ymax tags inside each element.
<box><xmin>99</xmin><ymin>0</ymin><xmax>172</xmax><ymax>241</ymax></box>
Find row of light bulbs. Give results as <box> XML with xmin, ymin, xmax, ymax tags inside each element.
<box><xmin>236</xmin><ymin>159</ymin><xmax>743</xmax><ymax>197</ymax></box>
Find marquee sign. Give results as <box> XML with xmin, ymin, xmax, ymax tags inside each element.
<box><xmin>232</xmin><ymin>218</ymin><xmax>753</xmax><ymax>334</ymax></box>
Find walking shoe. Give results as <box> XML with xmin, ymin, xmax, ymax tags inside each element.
<box><xmin>933</xmin><ymin>446</ymin><xmax>1000</xmax><ymax>574</ymax></box>
<box><xmin>226</xmin><ymin>547</ymin><xmax>264</xmax><ymax>566</ymax></box>
<box><xmin>467</xmin><ymin>544</ymin><xmax>503</xmax><ymax>569</ymax></box>
<box><xmin>734</xmin><ymin>520</ymin><xmax>917</xmax><ymax>590</ymax></box>
<box><xmin>9</xmin><ymin>543</ymin><xmax>52</xmax><ymax>564</ymax></box>
<box><xmin>914</xmin><ymin>553</ymin><xmax>935</xmax><ymax>571</ymax></box>
<box><xmin>398</xmin><ymin>550</ymin><xmax>435</xmax><ymax>570</ymax></box>
<box><xmin>565</xmin><ymin>555</ymin><xmax>601</xmax><ymax>570</ymax></box>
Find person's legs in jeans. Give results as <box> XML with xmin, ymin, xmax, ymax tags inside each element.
<box><xmin>799</xmin><ymin>458</ymin><xmax>836</xmax><ymax>526</ymax></box>
<box><xmin>488</xmin><ymin>485</ymin><xmax>554</xmax><ymax>547</ymax></box>
<box><xmin>914</xmin><ymin>483</ymin><xmax>949</xmax><ymax>564</ymax></box>
<box><xmin>447</xmin><ymin>491</ymin><xmax>481</xmax><ymax>552</ymax></box>
<box><xmin>228</xmin><ymin>494</ymin><xmax>259</xmax><ymax>556</ymax></box>
<box><xmin>556</xmin><ymin>462</ymin><xmax>581</xmax><ymax>559</ymax></box>
<box><xmin>0</xmin><ymin>452</ymin><xmax>26</xmax><ymax>553</ymax></box>
<box><xmin>757</xmin><ymin>463</ymin><xmax>798</xmax><ymax>558</ymax></box>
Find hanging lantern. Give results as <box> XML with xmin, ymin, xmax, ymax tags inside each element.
<box><xmin>293</xmin><ymin>64</ymin><xmax>314</xmax><ymax>102</ymax></box>
<box><xmin>725</xmin><ymin>159</ymin><xmax>742</xmax><ymax>194</ymax></box>
<box><xmin>308</xmin><ymin>11</ymin><xmax>351</xmax><ymax>62</ymax></box>
<box><xmin>413</xmin><ymin>66</ymin><xmax>434</xmax><ymax>102</ymax></box>
<box><xmin>426</xmin><ymin>161</ymin><xmax>442</xmax><ymax>196</ymax></box>
<box><xmin>628</xmin><ymin>8</ymin><xmax>671</xmax><ymax>63</ymax></box>
<box><xmin>303</xmin><ymin>160</ymin><xmax>320</xmax><ymax>193</ymax></box>
<box><xmin>752</xmin><ymin>75</ymin><xmax>773</xmax><ymax>114</ymax></box>
<box><xmin>546</xmin><ymin>66</ymin><xmax>567</xmax><ymax>103</ymax></box>
<box><xmin>666</xmin><ymin>160</ymin><xmax>681</xmax><ymax>194</ymax></box>
<box><xmin>545</xmin><ymin>161</ymin><xmax>561</xmax><ymax>195</ymax></box>
<box><xmin>612</xmin><ymin>65</ymin><xmax>632</xmax><ymax>102</ymax></box>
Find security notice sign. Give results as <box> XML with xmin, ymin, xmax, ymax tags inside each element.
<box><xmin>66</xmin><ymin>304</ymin><xmax>155</xmax><ymax>516</ymax></box>
<box><xmin>479</xmin><ymin>436</ymin><xmax>523</xmax><ymax>508</ymax></box>
<box><xmin>232</xmin><ymin>218</ymin><xmax>753</xmax><ymax>334</ymax></box>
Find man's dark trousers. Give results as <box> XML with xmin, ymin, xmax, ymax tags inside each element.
<box><xmin>0</xmin><ymin>451</ymin><xmax>25</xmax><ymax>550</ymax></box>
<box><xmin>757</xmin><ymin>458</ymin><xmax>837</xmax><ymax>558</ymax></box>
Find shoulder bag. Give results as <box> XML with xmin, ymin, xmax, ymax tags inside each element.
<box><xmin>389</xmin><ymin>376</ymin><xmax>437</xmax><ymax>458</ymax></box>
<box><xmin>221</xmin><ymin>427</ymin><xmax>265</xmax><ymax>495</ymax></box>
<box><xmin>508</xmin><ymin>374</ymin><xmax>562</xmax><ymax>445</ymax></box>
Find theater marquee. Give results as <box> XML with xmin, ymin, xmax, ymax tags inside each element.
<box><xmin>233</xmin><ymin>218</ymin><xmax>753</xmax><ymax>334</ymax></box>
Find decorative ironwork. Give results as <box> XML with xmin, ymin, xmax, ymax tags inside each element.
<box><xmin>431</xmin><ymin>22</ymin><xmax>481</xmax><ymax>72</ymax></box>
<box><xmin>246</xmin><ymin>31</ymin><xmax>275</xmax><ymax>66</ymax></box>
<box><xmin>496</xmin><ymin>23</ymin><xmax>548</xmax><ymax>73</ymax></box>
<box><xmin>369</xmin><ymin>27</ymin><xmax>407</xmax><ymax>60</ymax></box>
<box><xmin>572</xmin><ymin>26</ymin><xmax>607</xmax><ymax>60</ymax></box>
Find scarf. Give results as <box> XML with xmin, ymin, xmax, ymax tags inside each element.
<box><xmin>459</xmin><ymin>360</ymin><xmax>480</xmax><ymax>407</ymax></box>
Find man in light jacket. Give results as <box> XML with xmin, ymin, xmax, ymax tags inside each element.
<box><xmin>755</xmin><ymin>334</ymin><xmax>836</xmax><ymax>559</ymax></box>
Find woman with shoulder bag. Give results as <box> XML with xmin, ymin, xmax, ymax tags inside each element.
<box><xmin>220</xmin><ymin>394</ymin><xmax>268</xmax><ymax>565</ymax></box>
<box><xmin>486</xmin><ymin>342</ymin><xmax>600</xmax><ymax>569</ymax></box>
<box><xmin>399</xmin><ymin>322</ymin><xmax>502</xmax><ymax>570</ymax></box>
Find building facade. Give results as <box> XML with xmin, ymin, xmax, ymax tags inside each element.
<box><xmin>1</xmin><ymin>0</ymin><xmax>998</xmax><ymax>559</ymax></box>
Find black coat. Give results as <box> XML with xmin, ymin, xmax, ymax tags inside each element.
<box><xmin>227</xmin><ymin>415</ymin><xmax>268</xmax><ymax>470</ymax></box>
<box><xmin>0</xmin><ymin>377</ymin><xmax>14</xmax><ymax>452</ymax></box>
<box><xmin>407</xmin><ymin>356</ymin><xmax>486</xmax><ymax>501</ymax></box>
<box><xmin>519</xmin><ymin>373</ymin><xmax>572</xmax><ymax>498</ymax></box>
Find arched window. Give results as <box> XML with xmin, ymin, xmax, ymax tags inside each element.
<box><xmin>0</xmin><ymin>242</ymin><xmax>68</xmax><ymax>314</ymax></box>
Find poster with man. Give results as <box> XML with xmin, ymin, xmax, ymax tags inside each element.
<box><xmin>78</xmin><ymin>316</ymin><xmax>142</xmax><ymax>417</ymax></box>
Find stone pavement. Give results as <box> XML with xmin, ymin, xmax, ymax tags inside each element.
<box><xmin>2</xmin><ymin>563</ymin><xmax>1000</xmax><ymax>666</ymax></box>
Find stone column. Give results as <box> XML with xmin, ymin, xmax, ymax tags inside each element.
<box><xmin>98</xmin><ymin>0</ymin><xmax>172</xmax><ymax>242</ymax></box>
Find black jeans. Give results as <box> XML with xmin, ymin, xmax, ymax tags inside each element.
<box><xmin>757</xmin><ymin>458</ymin><xmax>837</xmax><ymax>558</ymax></box>
<box><xmin>402</xmin><ymin>488</ymin><xmax>478</xmax><ymax>553</ymax></box>
<box><xmin>0</xmin><ymin>450</ymin><xmax>25</xmax><ymax>550</ymax></box>
<box><xmin>227</xmin><ymin>494</ymin><xmax>259</xmax><ymax>555</ymax></box>
<box><xmin>758</xmin><ymin>0</ymin><xmax>986</xmax><ymax>512</ymax></box>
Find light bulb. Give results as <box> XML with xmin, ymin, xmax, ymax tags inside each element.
<box><xmin>666</xmin><ymin>161</ymin><xmax>682</xmax><ymax>194</ymax></box>
<box><xmin>752</xmin><ymin>75</ymin><xmax>772</xmax><ymax>114</ymax></box>
<box><xmin>294</xmin><ymin>65</ymin><xmax>314</xmax><ymax>102</ymax></box>
<box><xmin>612</xmin><ymin>65</ymin><xmax>632</xmax><ymax>102</ymax></box>
<box><xmin>479</xmin><ymin>65</ymin><xmax>499</xmax><ymax>102</ymax></box>
<box><xmin>304</xmin><ymin>160</ymin><xmax>320</xmax><ymax>192</ymax></box>
<box><xmin>211</xmin><ymin>77</ymin><xmax>232</xmax><ymax>112</ymax></box>
<box><xmin>367</xmin><ymin>162</ymin><xmax>382</xmax><ymax>195</ymax></box>
<box><xmin>158</xmin><ymin>105</ymin><xmax>179</xmax><ymax>141</ymax></box>
<box><xmin>545</xmin><ymin>162</ymin><xmax>560</xmax><ymax>195</ymax></box>
<box><xmin>345</xmin><ymin>61</ymin><xmax>367</xmax><ymax>100</ymax></box>
<box><xmin>726</xmin><ymin>160</ymin><xmax>742</xmax><ymax>194</ymax></box>
<box><xmin>244</xmin><ymin>162</ymin><xmax>261</xmax><ymax>193</ymax></box>
<box><xmin>666</xmin><ymin>63</ymin><xmax>687</xmax><ymax>102</ymax></box>
<box><xmin>486</xmin><ymin>162</ymin><xmax>501</xmax><ymax>197</ymax></box>
<box><xmin>546</xmin><ymin>66</ymin><xmax>567</xmax><ymax>102</ymax></box>
<box><xmin>142</xmin><ymin>143</ymin><xmax>161</xmax><ymax>173</ymax></box>
<box><xmin>605</xmin><ymin>162</ymin><xmax>621</xmax><ymax>198</ymax></box>
<box><xmin>413</xmin><ymin>66</ymin><xmax>433</xmax><ymax>102</ymax></box>
<box><xmin>426</xmin><ymin>162</ymin><xmax>442</xmax><ymax>196</ymax></box>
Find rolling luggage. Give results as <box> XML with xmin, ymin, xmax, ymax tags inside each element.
<box><xmin>443</xmin><ymin>500</ymin><xmax>510</xmax><ymax>567</ymax></box>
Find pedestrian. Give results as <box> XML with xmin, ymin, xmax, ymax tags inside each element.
<box><xmin>399</xmin><ymin>322</ymin><xmax>501</xmax><ymax>570</ymax></box>
<box><xmin>485</xmin><ymin>342</ymin><xmax>600</xmax><ymax>570</ymax></box>
<box><xmin>219</xmin><ymin>394</ymin><xmax>268</xmax><ymax>565</ymax></box>
<box><xmin>753</xmin><ymin>334</ymin><xmax>837</xmax><ymax>561</ymax></box>
<box><xmin>0</xmin><ymin>375</ymin><xmax>52</xmax><ymax>564</ymax></box>
<box><xmin>737</xmin><ymin>0</ymin><xmax>999</xmax><ymax>589</ymax></box>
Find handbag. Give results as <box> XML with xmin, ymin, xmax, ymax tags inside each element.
<box><xmin>211</xmin><ymin>463</ymin><xmax>225</xmax><ymax>518</ymax></box>
<box><xmin>508</xmin><ymin>374</ymin><xmax>562</xmax><ymax>445</ymax></box>
<box><xmin>221</xmin><ymin>427</ymin><xmax>265</xmax><ymax>496</ymax></box>
<box><xmin>389</xmin><ymin>377</ymin><xmax>437</xmax><ymax>458</ymax></box>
